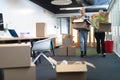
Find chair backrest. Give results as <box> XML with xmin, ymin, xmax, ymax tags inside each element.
<box><xmin>32</xmin><ymin>38</ymin><xmax>51</xmax><ymax>51</ymax></box>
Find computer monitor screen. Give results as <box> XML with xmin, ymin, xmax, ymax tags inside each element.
<box><xmin>0</xmin><ymin>13</ymin><xmax>4</xmax><ymax>30</ymax></box>
<box><xmin>8</xmin><ymin>29</ymin><xmax>18</xmax><ymax>37</ymax></box>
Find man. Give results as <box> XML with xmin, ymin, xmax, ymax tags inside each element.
<box><xmin>94</xmin><ymin>10</ymin><xmax>107</xmax><ymax>57</ymax></box>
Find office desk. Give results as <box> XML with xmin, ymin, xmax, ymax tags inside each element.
<box><xmin>0</xmin><ymin>37</ymin><xmax>55</xmax><ymax>56</ymax></box>
<box><xmin>0</xmin><ymin>37</ymin><xmax>47</xmax><ymax>45</ymax></box>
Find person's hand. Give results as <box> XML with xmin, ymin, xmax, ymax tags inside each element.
<box><xmin>96</xmin><ymin>28</ymin><xmax>100</xmax><ymax>32</ymax></box>
<box><xmin>105</xmin><ymin>21</ymin><xmax>108</xmax><ymax>23</ymax></box>
<box><xmin>96</xmin><ymin>29</ymin><xmax>100</xmax><ymax>32</ymax></box>
<box><xmin>97</xmin><ymin>29</ymin><xmax>100</xmax><ymax>32</ymax></box>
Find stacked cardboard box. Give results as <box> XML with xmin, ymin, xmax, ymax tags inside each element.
<box><xmin>67</xmin><ymin>46</ymin><xmax>76</xmax><ymax>56</ymax></box>
<box><xmin>0</xmin><ymin>44</ymin><xmax>36</xmax><ymax>80</ymax></box>
<box><xmin>56</xmin><ymin>34</ymin><xmax>76</xmax><ymax>56</ymax></box>
<box><xmin>55</xmin><ymin>46</ymin><xmax>67</xmax><ymax>56</ymax></box>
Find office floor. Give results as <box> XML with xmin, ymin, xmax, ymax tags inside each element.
<box><xmin>0</xmin><ymin>48</ymin><xmax>120</xmax><ymax>80</ymax></box>
<box><xmin>36</xmin><ymin>51</ymin><xmax>120</xmax><ymax>80</ymax></box>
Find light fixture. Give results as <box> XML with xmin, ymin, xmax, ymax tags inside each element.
<box><xmin>60</xmin><ymin>5</ymin><xmax>109</xmax><ymax>10</ymax></box>
<box><xmin>51</xmin><ymin>0</ymin><xmax>72</xmax><ymax>5</ymax></box>
<box><xmin>76</xmin><ymin>0</ymin><xmax>88</xmax><ymax>6</ymax></box>
<box><xmin>76</xmin><ymin>0</ymin><xmax>83</xmax><ymax>4</ymax></box>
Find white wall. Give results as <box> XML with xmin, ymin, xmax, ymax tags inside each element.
<box><xmin>0</xmin><ymin>0</ymin><xmax>58</xmax><ymax>37</ymax></box>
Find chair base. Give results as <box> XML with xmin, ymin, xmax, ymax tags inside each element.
<box><xmin>33</xmin><ymin>52</ymin><xmax>55</xmax><ymax>69</ymax></box>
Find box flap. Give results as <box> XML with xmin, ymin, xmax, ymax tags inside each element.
<box><xmin>48</xmin><ymin>57</ymin><xmax>57</xmax><ymax>65</ymax></box>
<box><xmin>84</xmin><ymin>61</ymin><xmax>96</xmax><ymax>68</ymax></box>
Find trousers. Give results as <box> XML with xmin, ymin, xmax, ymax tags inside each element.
<box><xmin>79</xmin><ymin>30</ymin><xmax>88</xmax><ymax>51</ymax></box>
<box><xmin>94</xmin><ymin>32</ymin><xmax>105</xmax><ymax>54</ymax></box>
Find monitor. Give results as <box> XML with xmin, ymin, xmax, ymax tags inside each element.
<box><xmin>0</xmin><ymin>13</ymin><xmax>4</xmax><ymax>30</ymax></box>
<box><xmin>8</xmin><ymin>29</ymin><xmax>19</xmax><ymax>37</ymax></box>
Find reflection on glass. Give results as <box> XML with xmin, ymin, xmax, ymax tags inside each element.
<box><xmin>72</xmin><ymin>29</ymin><xmax>78</xmax><ymax>43</ymax></box>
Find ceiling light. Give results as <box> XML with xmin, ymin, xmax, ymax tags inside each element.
<box><xmin>51</xmin><ymin>0</ymin><xmax>72</xmax><ymax>5</ymax></box>
<box><xmin>60</xmin><ymin>5</ymin><xmax>109</xmax><ymax>10</ymax></box>
<box><xmin>76</xmin><ymin>0</ymin><xmax>83</xmax><ymax>4</ymax></box>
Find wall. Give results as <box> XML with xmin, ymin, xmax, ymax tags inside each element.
<box><xmin>0</xmin><ymin>0</ymin><xmax>58</xmax><ymax>37</ymax></box>
<box><xmin>109</xmin><ymin>0</ymin><xmax>120</xmax><ymax>57</ymax></box>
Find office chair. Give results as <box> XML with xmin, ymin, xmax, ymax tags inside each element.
<box><xmin>32</xmin><ymin>38</ymin><xmax>55</xmax><ymax>68</ymax></box>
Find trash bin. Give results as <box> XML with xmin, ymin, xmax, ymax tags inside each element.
<box><xmin>105</xmin><ymin>40</ymin><xmax>114</xmax><ymax>53</ymax></box>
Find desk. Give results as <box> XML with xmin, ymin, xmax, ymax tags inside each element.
<box><xmin>0</xmin><ymin>37</ymin><xmax>55</xmax><ymax>56</ymax></box>
<box><xmin>0</xmin><ymin>37</ymin><xmax>47</xmax><ymax>45</ymax></box>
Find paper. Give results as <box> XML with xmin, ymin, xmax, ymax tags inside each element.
<box><xmin>73</xmin><ymin>18</ymin><xmax>84</xmax><ymax>23</ymax></box>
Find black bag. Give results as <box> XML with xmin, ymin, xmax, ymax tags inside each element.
<box><xmin>84</xmin><ymin>19</ymin><xmax>91</xmax><ymax>25</ymax></box>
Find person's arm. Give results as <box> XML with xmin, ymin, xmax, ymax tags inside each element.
<box><xmin>94</xmin><ymin>17</ymin><xmax>99</xmax><ymax>29</ymax></box>
<box><xmin>85</xmin><ymin>16</ymin><xmax>91</xmax><ymax>25</ymax></box>
<box><xmin>99</xmin><ymin>15</ymin><xmax>108</xmax><ymax>23</ymax></box>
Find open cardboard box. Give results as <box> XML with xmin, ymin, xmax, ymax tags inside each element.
<box><xmin>48</xmin><ymin>57</ymin><xmax>95</xmax><ymax>80</ymax></box>
<box><xmin>72</xmin><ymin>18</ymin><xmax>90</xmax><ymax>31</ymax></box>
<box><xmin>48</xmin><ymin>57</ymin><xmax>95</xmax><ymax>72</ymax></box>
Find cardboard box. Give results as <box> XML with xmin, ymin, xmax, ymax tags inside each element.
<box><xmin>36</xmin><ymin>23</ymin><xmax>47</xmax><ymax>37</ymax></box>
<box><xmin>4</xmin><ymin>63</ymin><xmax>36</xmax><ymax>80</ymax></box>
<box><xmin>62</xmin><ymin>34</ymin><xmax>72</xmax><ymax>39</ymax></box>
<box><xmin>99</xmin><ymin>22</ymin><xmax>111</xmax><ymax>32</ymax></box>
<box><xmin>62</xmin><ymin>34</ymin><xmax>72</xmax><ymax>47</ymax></box>
<box><xmin>56</xmin><ymin>46</ymin><xmax>67</xmax><ymax>56</ymax></box>
<box><xmin>0</xmin><ymin>44</ymin><xmax>31</xmax><ymax>68</ymax></box>
<box><xmin>72</xmin><ymin>21</ymin><xmax>90</xmax><ymax>31</ymax></box>
<box><xmin>48</xmin><ymin>57</ymin><xmax>95</xmax><ymax>80</ymax></box>
<box><xmin>56</xmin><ymin>61</ymin><xmax>87</xmax><ymax>72</ymax></box>
<box><xmin>62</xmin><ymin>38</ymin><xmax>72</xmax><ymax>47</ymax></box>
<box><xmin>68</xmin><ymin>46</ymin><xmax>76</xmax><ymax>56</ymax></box>
<box><xmin>56</xmin><ymin>72</ymin><xmax>86</xmax><ymax>80</ymax></box>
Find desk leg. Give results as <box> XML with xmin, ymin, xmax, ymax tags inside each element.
<box><xmin>30</xmin><ymin>41</ymin><xmax>34</xmax><ymax>57</ymax></box>
<box><xmin>51</xmin><ymin>41</ymin><xmax>55</xmax><ymax>56</ymax></box>
<box><xmin>32</xmin><ymin>51</ymin><xmax>41</xmax><ymax>65</ymax></box>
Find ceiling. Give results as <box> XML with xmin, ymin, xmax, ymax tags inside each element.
<box><xmin>30</xmin><ymin>0</ymin><xmax>111</xmax><ymax>14</ymax></box>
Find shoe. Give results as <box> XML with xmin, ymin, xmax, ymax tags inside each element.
<box><xmin>84</xmin><ymin>54</ymin><xmax>87</xmax><ymax>56</ymax></box>
<box><xmin>80</xmin><ymin>54</ymin><xmax>84</xmax><ymax>57</ymax></box>
<box><xmin>80</xmin><ymin>51</ymin><xmax>84</xmax><ymax>57</ymax></box>
<box><xmin>97</xmin><ymin>53</ymin><xmax>101</xmax><ymax>56</ymax></box>
<box><xmin>102</xmin><ymin>53</ymin><xmax>106</xmax><ymax>57</ymax></box>
<box><xmin>84</xmin><ymin>51</ymin><xmax>87</xmax><ymax>56</ymax></box>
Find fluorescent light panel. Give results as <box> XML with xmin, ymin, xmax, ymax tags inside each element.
<box><xmin>60</xmin><ymin>5</ymin><xmax>109</xmax><ymax>10</ymax></box>
<box><xmin>51</xmin><ymin>0</ymin><xmax>72</xmax><ymax>5</ymax></box>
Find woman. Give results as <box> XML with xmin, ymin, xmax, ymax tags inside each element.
<box><xmin>94</xmin><ymin>10</ymin><xmax>107</xmax><ymax>57</ymax></box>
<box><xmin>79</xmin><ymin>8</ymin><xmax>90</xmax><ymax>57</ymax></box>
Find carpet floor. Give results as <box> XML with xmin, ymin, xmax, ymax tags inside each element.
<box><xmin>36</xmin><ymin>51</ymin><xmax>120</xmax><ymax>80</ymax></box>
<box><xmin>0</xmin><ymin>47</ymin><xmax>119</xmax><ymax>80</ymax></box>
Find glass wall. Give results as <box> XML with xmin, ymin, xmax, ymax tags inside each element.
<box><xmin>109</xmin><ymin>0</ymin><xmax>120</xmax><ymax>57</ymax></box>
